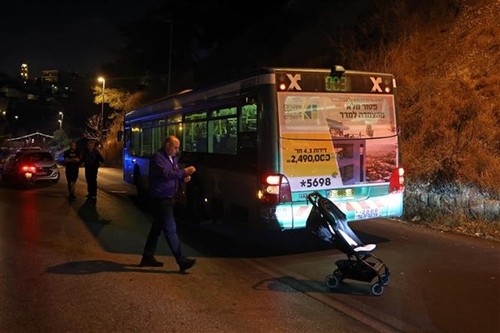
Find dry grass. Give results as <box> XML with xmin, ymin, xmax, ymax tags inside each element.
<box><xmin>332</xmin><ymin>0</ymin><xmax>500</xmax><ymax>195</ymax></box>
<box><xmin>315</xmin><ymin>0</ymin><xmax>500</xmax><ymax>236</ymax></box>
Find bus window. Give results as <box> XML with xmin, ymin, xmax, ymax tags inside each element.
<box><xmin>152</xmin><ymin>121</ymin><xmax>165</xmax><ymax>152</ymax></box>
<box><xmin>142</xmin><ymin>126</ymin><xmax>152</xmax><ymax>156</ymax></box>
<box><xmin>183</xmin><ymin>123</ymin><xmax>195</xmax><ymax>152</ymax></box>
<box><xmin>167</xmin><ymin>114</ymin><xmax>182</xmax><ymax>124</ymax></box>
<box><xmin>183</xmin><ymin>122</ymin><xmax>207</xmax><ymax>152</ymax></box>
<box><xmin>209</xmin><ymin>118</ymin><xmax>237</xmax><ymax>154</ymax></box>
<box><xmin>166</xmin><ymin>114</ymin><xmax>182</xmax><ymax>138</ymax></box>
<box><xmin>131</xmin><ymin>125</ymin><xmax>141</xmax><ymax>156</ymax></box>
<box><xmin>167</xmin><ymin>124</ymin><xmax>180</xmax><ymax>137</ymax></box>
<box><xmin>207</xmin><ymin>119</ymin><xmax>218</xmax><ymax>153</ymax></box>
<box><xmin>240</xmin><ymin>103</ymin><xmax>257</xmax><ymax>132</ymax></box>
<box><xmin>211</xmin><ymin>107</ymin><xmax>237</xmax><ymax>118</ymax></box>
<box><xmin>195</xmin><ymin>122</ymin><xmax>207</xmax><ymax>152</ymax></box>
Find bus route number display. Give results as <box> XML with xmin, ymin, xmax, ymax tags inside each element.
<box><xmin>325</xmin><ymin>76</ymin><xmax>348</xmax><ymax>92</ymax></box>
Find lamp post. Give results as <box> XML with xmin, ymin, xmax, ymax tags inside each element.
<box><xmin>97</xmin><ymin>77</ymin><xmax>105</xmax><ymax>138</ymax></box>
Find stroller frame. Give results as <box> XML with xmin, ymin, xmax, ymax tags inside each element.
<box><xmin>306</xmin><ymin>191</ymin><xmax>390</xmax><ymax>296</ymax></box>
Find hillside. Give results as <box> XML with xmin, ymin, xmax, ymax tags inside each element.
<box><xmin>350</xmin><ymin>0</ymin><xmax>500</xmax><ymax>238</ymax></box>
<box><xmin>259</xmin><ymin>0</ymin><xmax>500</xmax><ymax>237</ymax></box>
<box><xmin>389</xmin><ymin>0</ymin><xmax>499</xmax><ymax>227</ymax></box>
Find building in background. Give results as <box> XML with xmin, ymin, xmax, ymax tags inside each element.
<box><xmin>40</xmin><ymin>69</ymin><xmax>76</xmax><ymax>96</ymax></box>
<box><xmin>41</xmin><ymin>69</ymin><xmax>59</xmax><ymax>83</ymax></box>
<box><xmin>20</xmin><ymin>63</ymin><xmax>28</xmax><ymax>81</ymax></box>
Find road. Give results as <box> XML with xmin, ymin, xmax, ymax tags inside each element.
<box><xmin>0</xmin><ymin>166</ymin><xmax>498</xmax><ymax>332</ymax></box>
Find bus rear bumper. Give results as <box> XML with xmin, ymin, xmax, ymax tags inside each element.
<box><xmin>260</xmin><ymin>193</ymin><xmax>404</xmax><ymax>230</ymax></box>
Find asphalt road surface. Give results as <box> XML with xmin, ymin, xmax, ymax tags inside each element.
<box><xmin>0</xmin><ymin>166</ymin><xmax>498</xmax><ymax>332</ymax></box>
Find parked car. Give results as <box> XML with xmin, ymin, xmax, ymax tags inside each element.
<box><xmin>1</xmin><ymin>149</ymin><xmax>60</xmax><ymax>186</ymax></box>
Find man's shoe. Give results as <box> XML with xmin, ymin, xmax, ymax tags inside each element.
<box><xmin>139</xmin><ymin>256</ymin><xmax>164</xmax><ymax>267</ymax></box>
<box><xmin>179</xmin><ymin>258</ymin><xmax>196</xmax><ymax>273</ymax></box>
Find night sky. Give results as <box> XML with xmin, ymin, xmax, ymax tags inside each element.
<box><xmin>0</xmin><ymin>0</ymin><xmax>164</xmax><ymax>78</ymax></box>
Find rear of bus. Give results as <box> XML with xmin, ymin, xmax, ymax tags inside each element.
<box><xmin>259</xmin><ymin>68</ymin><xmax>404</xmax><ymax>230</ymax></box>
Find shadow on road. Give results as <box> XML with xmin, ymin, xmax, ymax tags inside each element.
<box><xmin>77</xmin><ymin>198</ymin><xmax>112</xmax><ymax>235</ymax></box>
<box><xmin>127</xmin><ymin>193</ymin><xmax>391</xmax><ymax>258</ymax></box>
<box><xmin>176</xmin><ymin>220</ymin><xmax>391</xmax><ymax>259</ymax></box>
<box><xmin>46</xmin><ymin>260</ymin><xmax>182</xmax><ymax>275</ymax></box>
<box><xmin>75</xmin><ymin>191</ymin><xmax>392</xmax><ymax>259</ymax></box>
<box><xmin>253</xmin><ymin>276</ymin><xmax>374</xmax><ymax>296</ymax></box>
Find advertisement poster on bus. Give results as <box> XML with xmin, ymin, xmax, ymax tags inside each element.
<box><xmin>278</xmin><ymin>92</ymin><xmax>398</xmax><ymax>191</ymax></box>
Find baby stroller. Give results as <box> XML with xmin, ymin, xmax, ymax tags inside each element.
<box><xmin>305</xmin><ymin>191</ymin><xmax>390</xmax><ymax>296</ymax></box>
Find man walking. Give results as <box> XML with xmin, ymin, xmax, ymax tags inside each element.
<box><xmin>82</xmin><ymin>140</ymin><xmax>104</xmax><ymax>200</ymax></box>
<box><xmin>63</xmin><ymin>140</ymin><xmax>81</xmax><ymax>201</ymax></box>
<box><xmin>139</xmin><ymin>135</ymin><xmax>197</xmax><ymax>273</ymax></box>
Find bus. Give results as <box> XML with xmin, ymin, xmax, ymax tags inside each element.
<box><xmin>123</xmin><ymin>66</ymin><xmax>405</xmax><ymax>230</ymax></box>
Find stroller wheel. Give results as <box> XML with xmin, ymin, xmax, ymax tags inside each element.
<box><xmin>381</xmin><ymin>273</ymin><xmax>390</xmax><ymax>286</ymax></box>
<box><xmin>371</xmin><ymin>282</ymin><xmax>384</xmax><ymax>296</ymax></box>
<box><xmin>324</xmin><ymin>274</ymin><xmax>340</xmax><ymax>289</ymax></box>
<box><xmin>333</xmin><ymin>269</ymin><xmax>343</xmax><ymax>278</ymax></box>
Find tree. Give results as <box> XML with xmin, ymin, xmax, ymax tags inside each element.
<box><xmin>86</xmin><ymin>85</ymin><xmax>144</xmax><ymax>165</ymax></box>
<box><xmin>51</xmin><ymin>129</ymin><xmax>71</xmax><ymax>153</ymax></box>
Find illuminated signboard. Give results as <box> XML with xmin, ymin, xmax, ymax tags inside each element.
<box><xmin>276</xmin><ymin>71</ymin><xmax>394</xmax><ymax>94</ymax></box>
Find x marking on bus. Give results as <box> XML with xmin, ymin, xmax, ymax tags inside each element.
<box><xmin>370</xmin><ymin>77</ymin><xmax>383</xmax><ymax>92</ymax></box>
<box><xmin>287</xmin><ymin>74</ymin><xmax>302</xmax><ymax>91</ymax></box>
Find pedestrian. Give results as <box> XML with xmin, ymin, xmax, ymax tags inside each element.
<box><xmin>82</xmin><ymin>140</ymin><xmax>104</xmax><ymax>200</ymax></box>
<box><xmin>63</xmin><ymin>140</ymin><xmax>81</xmax><ymax>201</ymax></box>
<box><xmin>139</xmin><ymin>135</ymin><xmax>197</xmax><ymax>273</ymax></box>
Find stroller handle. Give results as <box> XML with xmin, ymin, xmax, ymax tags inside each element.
<box><xmin>306</xmin><ymin>191</ymin><xmax>322</xmax><ymax>206</ymax></box>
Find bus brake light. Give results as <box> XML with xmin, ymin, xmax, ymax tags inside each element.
<box><xmin>259</xmin><ymin>174</ymin><xmax>292</xmax><ymax>203</ymax></box>
<box><xmin>265</xmin><ymin>175</ymin><xmax>281</xmax><ymax>185</ymax></box>
<box><xmin>389</xmin><ymin>167</ymin><xmax>405</xmax><ymax>193</ymax></box>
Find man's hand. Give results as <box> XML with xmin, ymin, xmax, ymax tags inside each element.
<box><xmin>183</xmin><ymin>176</ymin><xmax>191</xmax><ymax>183</ymax></box>
<box><xmin>184</xmin><ymin>166</ymin><xmax>196</xmax><ymax>175</ymax></box>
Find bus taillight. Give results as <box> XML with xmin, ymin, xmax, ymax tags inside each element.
<box><xmin>389</xmin><ymin>167</ymin><xmax>405</xmax><ymax>193</ymax></box>
<box><xmin>258</xmin><ymin>174</ymin><xmax>292</xmax><ymax>203</ymax></box>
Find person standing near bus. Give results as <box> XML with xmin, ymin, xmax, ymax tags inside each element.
<box><xmin>139</xmin><ymin>135</ymin><xmax>197</xmax><ymax>273</ymax></box>
<box><xmin>63</xmin><ymin>140</ymin><xmax>81</xmax><ymax>201</ymax></box>
<box><xmin>82</xmin><ymin>140</ymin><xmax>104</xmax><ymax>200</ymax></box>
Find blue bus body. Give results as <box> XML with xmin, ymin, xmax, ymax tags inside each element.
<box><xmin>123</xmin><ymin>67</ymin><xmax>404</xmax><ymax>230</ymax></box>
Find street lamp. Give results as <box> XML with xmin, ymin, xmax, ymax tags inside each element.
<box><xmin>97</xmin><ymin>77</ymin><xmax>105</xmax><ymax>137</ymax></box>
<box><xmin>58</xmin><ymin>111</ymin><xmax>63</xmax><ymax>130</ymax></box>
